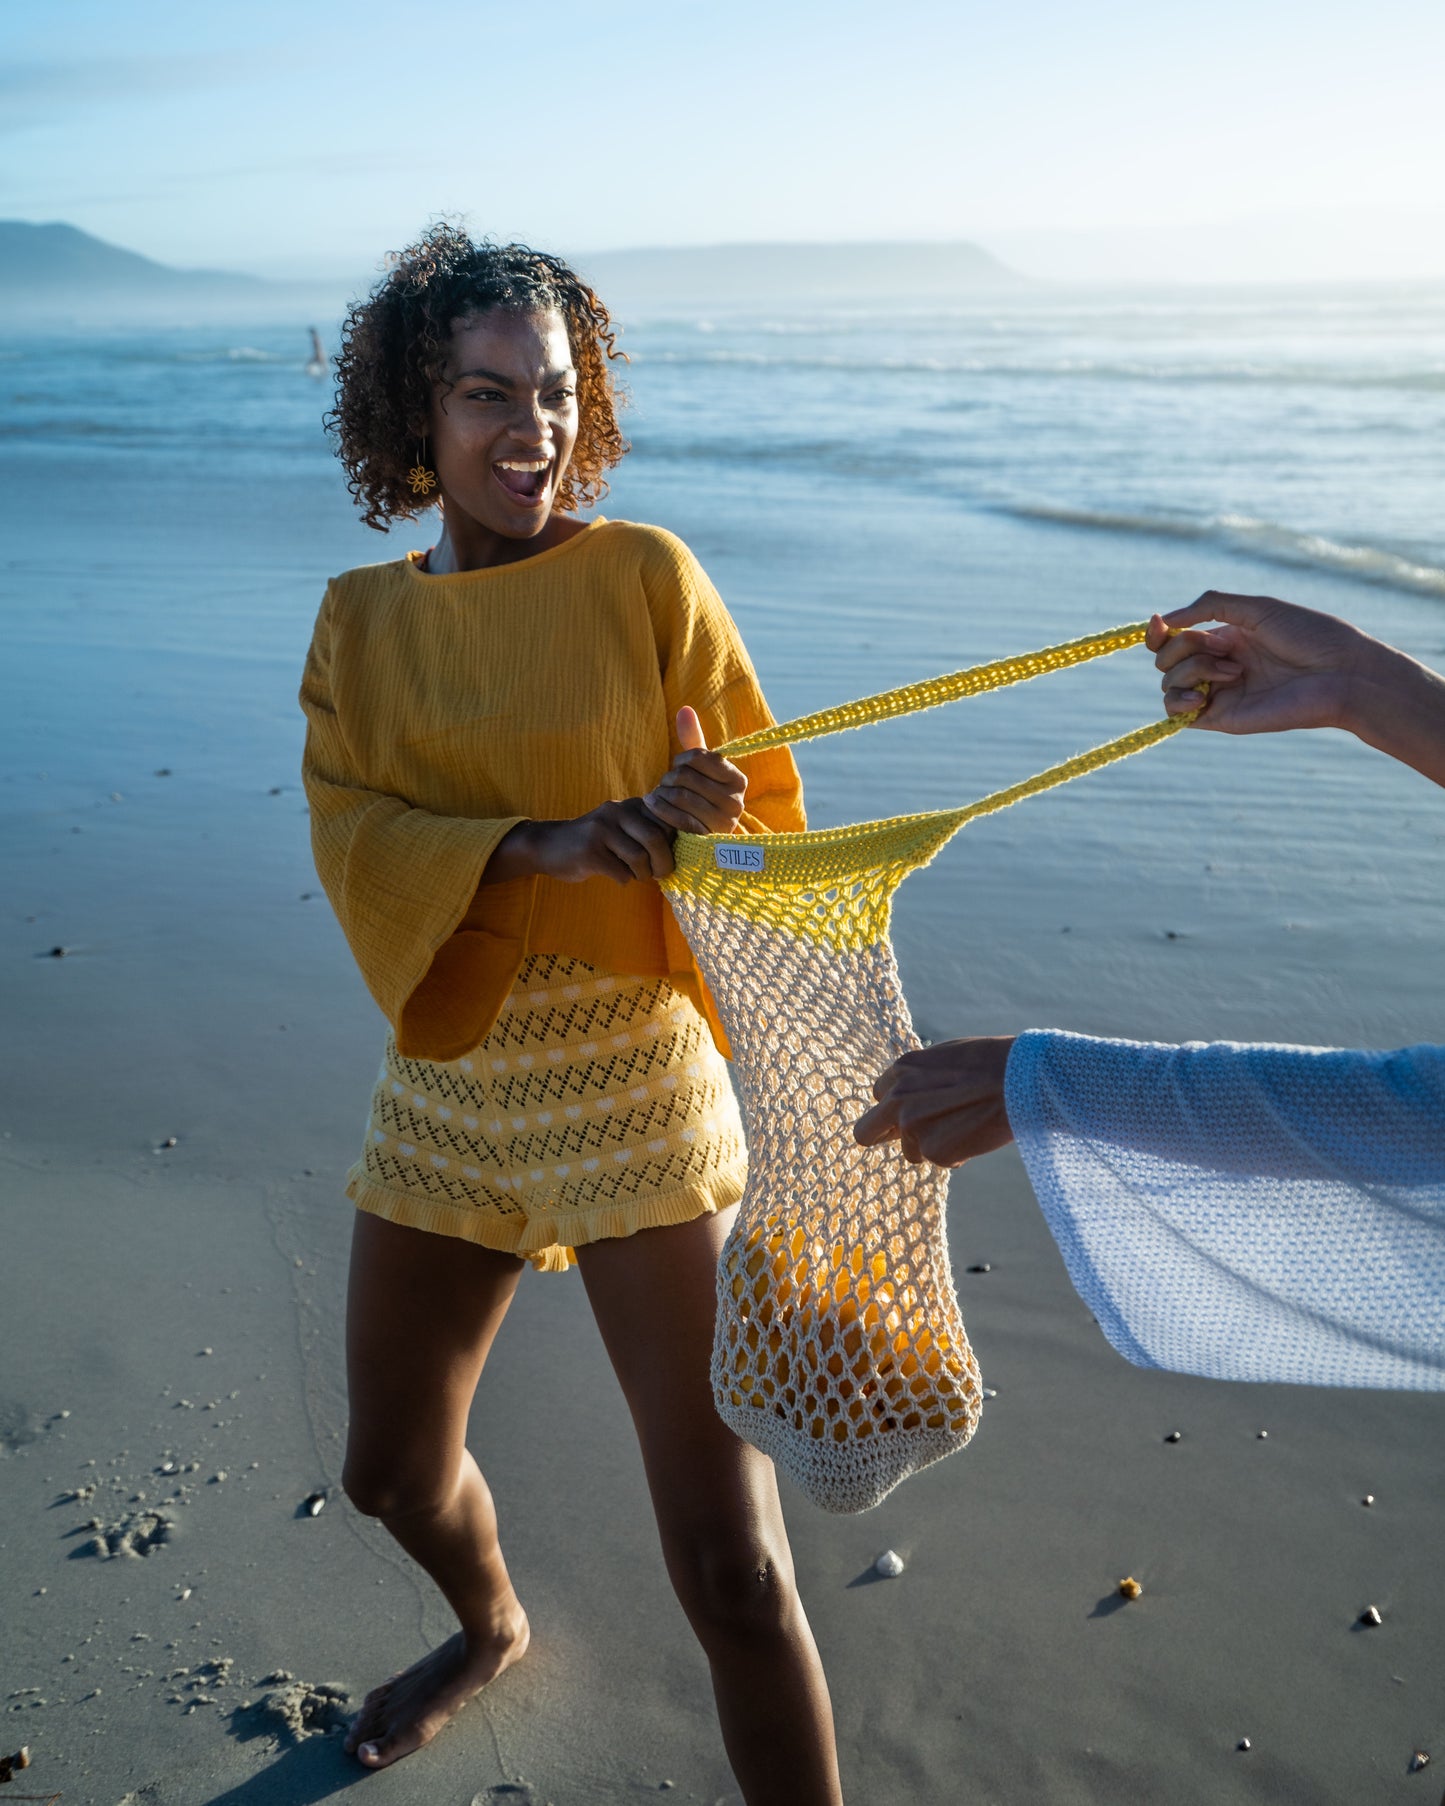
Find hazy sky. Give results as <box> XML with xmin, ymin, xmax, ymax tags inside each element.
<box><xmin>6</xmin><ymin>0</ymin><xmax>1445</xmax><ymax>282</ymax></box>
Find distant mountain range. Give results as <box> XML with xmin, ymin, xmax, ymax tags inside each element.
<box><xmin>0</xmin><ymin>221</ymin><xmax>278</xmax><ymax>313</ymax></box>
<box><xmin>0</xmin><ymin>221</ymin><xmax>1028</xmax><ymax>322</ymax></box>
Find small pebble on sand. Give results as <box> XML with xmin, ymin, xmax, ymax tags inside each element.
<box><xmin>1359</xmin><ymin>1605</ymin><xmax>1383</xmax><ymax>1626</ymax></box>
<box><xmin>158</xmin><ymin>1137</ymin><xmax>178</xmax><ymax>1150</ymax></box>
<box><xmin>1256</xmin><ymin>1429</ymin><xmax>1269</xmax><ymax>1439</ymax></box>
<box><xmin>1237</xmin><ymin>1738</ymin><xmax>1251</xmax><ymax>1752</ymax></box>
<box><xmin>966</xmin><ymin>1263</ymin><xmax>992</xmax><ymax>1274</ymax></box>
<box><xmin>1362</xmin><ymin>1494</ymin><xmax>1375</xmax><ymax>1506</ymax></box>
<box><xmin>304</xmin><ymin>1490</ymin><xmax>327</xmax><ymax>1517</ymax></box>
<box><xmin>1408</xmin><ymin>1750</ymin><xmax>1429</xmax><ymax>1772</ymax></box>
<box><xmin>1165</xmin><ymin>1430</ymin><xmax>1182</xmax><ymax>1442</ymax></box>
<box><xmin>47</xmin><ymin>946</ymin><xmax>69</xmax><ymax>958</ymax></box>
<box><xmin>874</xmin><ymin>1549</ymin><xmax>906</xmax><ymax>1579</ymax></box>
<box><xmin>198</xmin><ymin>1348</ymin><xmax>213</xmax><ymax>1357</ymax></box>
<box><xmin>982</xmin><ymin>1387</ymin><xmax>998</xmax><ymax>1400</ymax></box>
<box><xmin>1117</xmin><ymin>1576</ymin><xmax>1143</xmax><ymax>1600</ymax></box>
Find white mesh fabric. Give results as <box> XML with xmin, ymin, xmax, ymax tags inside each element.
<box><xmin>1005</xmin><ymin>1031</ymin><xmax>1445</xmax><ymax>1389</ymax></box>
<box><xmin>667</xmin><ymin>891</ymin><xmax>983</xmax><ymax>1514</ymax></box>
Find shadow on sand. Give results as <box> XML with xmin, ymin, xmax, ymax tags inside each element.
<box><xmin>201</xmin><ymin>1734</ymin><xmax>363</xmax><ymax>1806</ymax></box>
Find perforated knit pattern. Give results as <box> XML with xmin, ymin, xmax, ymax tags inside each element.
<box><xmin>663</xmin><ymin>622</ymin><xmax>1197</xmax><ymax>1512</ymax></box>
<box><xmin>348</xmin><ymin>955</ymin><xmax>746</xmax><ymax>1271</ymax></box>
<box><xmin>1005</xmin><ymin>1031</ymin><xmax>1445</xmax><ymax>1389</ymax></box>
<box><xmin>666</xmin><ymin>888</ymin><xmax>982</xmax><ymax>1512</ymax></box>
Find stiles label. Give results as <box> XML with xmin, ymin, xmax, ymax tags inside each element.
<box><xmin>714</xmin><ymin>843</ymin><xmax>766</xmax><ymax>873</ymax></box>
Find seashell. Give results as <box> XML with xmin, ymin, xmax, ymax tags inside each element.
<box><xmin>0</xmin><ymin>1747</ymin><xmax>32</xmax><ymax>1782</ymax></box>
<box><xmin>1361</xmin><ymin>1494</ymin><xmax>1375</xmax><ymax>1506</ymax></box>
<box><xmin>1359</xmin><ymin>1605</ymin><xmax>1383</xmax><ymax>1626</ymax></box>
<box><xmin>1408</xmin><ymin>1750</ymin><xmax>1429</xmax><ymax>1772</ymax></box>
<box><xmin>874</xmin><ymin>1549</ymin><xmax>905</xmax><ymax>1578</ymax></box>
<box><xmin>1236</xmin><ymin>1738</ymin><xmax>1251</xmax><ymax>1752</ymax></box>
<box><xmin>305</xmin><ymin>1490</ymin><xmax>327</xmax><ymax>1517</ymax></box>
<box><xmin>1165</xmin><ymin>1430</ymin><xmax>1182</xmax><ymax>1443</ymax></box>
<box><xmin>1256</xmin><ymin>1429</ymin><xmax>1269</xmax><ymax>1439</ymax></box>
<box><xmin>1117</xmin><ymin>1576</ymin><xmax>1143</xmax><ymax>1600</ymax></box>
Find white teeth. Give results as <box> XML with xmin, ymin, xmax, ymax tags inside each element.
<box><xmin>497</xmin><ymin>459</ymin><xmax>549</xmax><ymax>471</ymax></box>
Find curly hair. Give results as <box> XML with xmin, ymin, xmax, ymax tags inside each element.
<box><xmin>327</xmin><ymin>223</ymin><xmax>628</xmax><ymax>531</ymax></box>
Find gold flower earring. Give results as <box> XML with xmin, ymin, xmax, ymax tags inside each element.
<box><xmin>407</xmin><ymin>440</ymin><xmax>438</xmax><ymax>498</ymax></box>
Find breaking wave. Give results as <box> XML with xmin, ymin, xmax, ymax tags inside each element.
<box><xmin>1002</xmin><ymin>504</ymin><xmax>1445</xmax><ymax>597</ymax></box>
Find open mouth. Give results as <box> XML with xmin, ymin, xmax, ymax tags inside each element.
<box><xmin>493</xmin><ymin>458</ymin><xmax>551</xmax><ymax>505</ymax></box>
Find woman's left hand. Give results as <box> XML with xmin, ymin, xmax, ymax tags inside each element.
<box><xmin>854</xmin><ymin>1037</ymin><xmax>1017</xmax><ymax>1167</ymax></box>
<box><xmin>645</xmin><ymin>707</ymin><xmax>749</xmax><ymax>835</ymax></box>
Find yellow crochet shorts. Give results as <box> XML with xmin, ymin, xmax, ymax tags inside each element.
<box><xmin>346</xmin><ymin>954</ymin><xmax>747</xmax><ymax>1272</ymax></box>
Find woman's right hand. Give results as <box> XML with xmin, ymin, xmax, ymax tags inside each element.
<box><xmin>500</xmin><ymin>802</ymin><xmax>677</xmax><ymax>887</ymax></box>
<box><xmin>1148</xmin><ymin>591</ymin><xmax>1445</xmax><ymax>788</ymax></box>
<box><xmin>1146</xmin><ymin>591</ymin><xmax>1367</xmax><ymax>735</ymax></box>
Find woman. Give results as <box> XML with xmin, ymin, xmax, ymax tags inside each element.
<box><xmin>856</xmin><ymin>592</ymin><xmax>1445</xmax><ymax>1389</ymax></box>
<box><xmin>302</xmin><ymin>225</ymin><xmax>844</xmax><ymax>1801</ymax></box>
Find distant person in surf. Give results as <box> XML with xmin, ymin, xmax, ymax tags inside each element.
<box><xmin>856</xmin><ymin>592</ymin><xmax>1445</xmax><ymax>1390</ymax></box>
<box><xmin>300</xmin><ymin>225</ymin><xmax>843</xmax><ymax>1801</ymax></box>
<box><xmin>305</xmin><ymin>327</ymin><xmax>326</xmax><ymax>378</ymax></box>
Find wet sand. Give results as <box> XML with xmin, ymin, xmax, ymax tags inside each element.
<box><xmin>3</xmin><ymin>439</ymin><xmax>1443</xmax><ymax>1804</ymax></box>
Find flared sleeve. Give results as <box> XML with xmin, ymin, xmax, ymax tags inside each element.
<box><xmin>300</xmin><ymin>586</ymin><xmax>534</xmax><ymax>1061</ymax></box>
<box><xmin>1004</xmin><ymin>1031</ymin><xmax>1445</xmax><ymax>1389</ymax></box>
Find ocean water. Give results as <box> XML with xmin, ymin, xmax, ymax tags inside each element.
<box><xmin>3</xmin><ymin>285</ymin><xmax>1443</xmax><ymax>1053</ymax></box>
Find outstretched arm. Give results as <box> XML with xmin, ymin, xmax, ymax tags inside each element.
<box><xmin>1148</xmin><ymin>591</ymin><xmax>1445</xmax><ymax>788</ymax></box>
<box><xmin>856</xmin><ymin>593</ymin><xmax>1445</xmax><ymax>1170</ymax></box>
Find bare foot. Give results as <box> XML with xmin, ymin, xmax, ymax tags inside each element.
<box><xmin>344</xmin><ymin>1613</ymin><xmax>530</xmax><ymax>1768</ymax></box>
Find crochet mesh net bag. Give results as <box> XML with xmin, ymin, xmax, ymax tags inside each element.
<box><xmin>663</xmin><ymin>623</ymin><xmax>1195</xmax><ymax>1513</ymax></box>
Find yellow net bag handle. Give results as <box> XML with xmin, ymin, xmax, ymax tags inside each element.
<box><xmin>713</xmin><ymin>621</ymin><xmax>1200</xmax><ymax>818</ymax></box>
